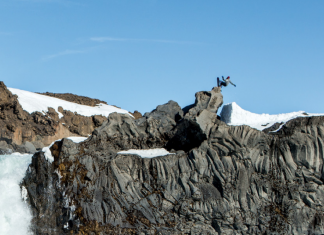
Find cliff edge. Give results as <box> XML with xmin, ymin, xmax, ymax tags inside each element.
<box><xmin>0</xmin><ymin>82</ymin><xmax>131</xmax><ymax>154</ymax></box>
<box><xmin>22</xmin><ymin>86</ymin><xmax>324</xmax><ymax>235</ymax></box>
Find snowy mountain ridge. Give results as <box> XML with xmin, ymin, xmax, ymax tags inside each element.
<box><xmin>9</xmin><ymin>86</ymin><xmax>324</xmax><ymax>133</ymax></box>
<box><xmin>220</xmin><ymin>102</ymin><xmax>324</xmax><ymax>131</ymax></box>
<box><xmin>8</xmin><ymin>87</ymin><xmax>132</xmax><ymax>118</ymax></box>
<box><xmin>0</xmin><ymin>81</ymin><xmax>136</xmax><ymax>154</ymax></box>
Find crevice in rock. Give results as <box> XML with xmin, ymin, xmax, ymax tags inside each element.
<box><xmin>165</xmin><ymin>118</ymin><xmax>207</xmax><ymax>152</ymax></box>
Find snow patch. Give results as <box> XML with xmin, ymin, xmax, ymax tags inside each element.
<box><xmin>118</xmin><ymin>148</ymin><xmax>174</xmax><ymax>158</ymax></box>
<box><xmin>221</xmin><ymin>102</ymin><xmax>324</xmax><ymax>131</ymax></box>
<box><xmin>42</xmin><ymin>137</ymin><xmax>88</xmax><ymax>163</ymax></box>
<box><xmin>8</xmin><ymin>87</ymin><xmax>132</xmax><ymax>118</ymax></box>
<box><xmin>42</xmin><ymin>139</ymin><xmax>61</xmax><ymax>163</ymax></box>
<box><xmin>66</xmin><ymin>137</ymin><xmax>88</xmax><ymax>143</ymax></box>
<box><xmin>43</xmin><ymin>147</ymin><xmax>54</xmax><ymax>162</ymax></box>
<box><xmin>269</xmin><ymin>122</ymin><xmax>286</xmax><ymax>133</ymax></box>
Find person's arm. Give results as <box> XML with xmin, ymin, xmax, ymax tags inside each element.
<box><xmin>230</xmin><ymin>81</ymin><xmax>236</xmax><ymax>87</ymax></box>
<box><xmin>222</xmin><ymin>76</ymin><xmax>225</xmax><ymax>81</ymax></box>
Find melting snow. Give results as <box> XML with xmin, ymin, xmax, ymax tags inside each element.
<box><xmin>8</xmin><ymin>87</ymin><xmax>132</xmax><ymax>119</ymax></box>
<box><xmin>42</xmin><ymin>140</ymin><xmax>61</xmax><ymax>163</ymax></box>
<box><xmin>221</xmin><ymin>102</ymin><xmax>324</xmax><ymax>131</ymax></box>
<box><xmin>118</xmin><ymin>148</ymin><xmax>174</xmax><ymax>158</ymax></box>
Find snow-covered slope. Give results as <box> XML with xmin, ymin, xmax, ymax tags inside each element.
<box><xmin>220</xmin><ymin>102</ymin><xmax>324</xmax><ymax>131</ymax></box>
<box><xmin>8</xmin><ymin>87</ymin><xmax>131</xmax><ymax>118</ymax></box>
<box><xmin>118</xmin><ymin>148</ymin><xmax>174</xmax><ymax>158</ymax></box>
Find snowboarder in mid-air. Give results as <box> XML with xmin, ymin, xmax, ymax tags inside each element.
<box><xmin>217</xmin><ymin>76</ymin><xmax>236</xmax><ymax>88</ymax></box>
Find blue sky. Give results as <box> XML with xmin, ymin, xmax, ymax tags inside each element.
<box><xmin>1</xmin><ymin>0</ymin><xmax>324</xmax><ymax>114</ymax></box>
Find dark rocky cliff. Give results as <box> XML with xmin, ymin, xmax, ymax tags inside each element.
<box><xmin>22</xmin><ymin>87</ymin><xmax>324</xmax><ymax>234</ymax></box>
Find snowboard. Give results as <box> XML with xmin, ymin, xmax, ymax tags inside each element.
<box><xmin>217</xmin><ymin>77</ymin><xmax>220</xmax><ymax>87</ymax></box>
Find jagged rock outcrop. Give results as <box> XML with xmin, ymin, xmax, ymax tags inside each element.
<box><xmin>131</xmin><ymin>110</ymin><xmax>143</xmax><ymax>120</ymax></box>
<box><xmin>183</xmin><ymin>86</ymin><xmax>223</xmax><ymax>118</ymax></box>
<box><xmin>22</xmin><ymin>86</ymin><xmax>324</xmax><ymax>235</ymax></box>
<box><xmin>0</xmin><ymin>81</ymin><xmax>56</xmax><ymax>153</ymax></box>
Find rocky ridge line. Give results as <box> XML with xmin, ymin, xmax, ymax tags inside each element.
<box><xmin>0</xmin><ymin>82</ymin><xmax>113</xmax><ymax>154</ymax></box>
<box><xmin>22</xmin><ymin>86</ymin><xmax>324</xmax><ymax>234</ymax></box>
<box><xmin>38</xmin><ymin>92</ymin><xmax>143</xmax><ymax>120</ymax></box>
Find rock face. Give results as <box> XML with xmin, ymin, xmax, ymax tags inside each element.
<box><xmin>0</xmin><ymin>82</ymin><xmax>112</xmax><ymax>153</ymax></box>
<box><xmin>0</xmin><ymin>81</ymin><xmax>56</xmax><ymax>153</ymax></box>
<box><xmin>22</xmin><ymin>86</ymin><xmax>324</xmax><ymax>234</ymax></box>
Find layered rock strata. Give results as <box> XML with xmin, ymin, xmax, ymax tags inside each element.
<box><xmin>22</xmin><ymin>87</ymin><xmax>324</xmax><ymax>234</ymax></box>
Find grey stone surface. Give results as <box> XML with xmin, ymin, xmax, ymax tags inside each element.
<box><xmin>22</xmin><ymin>86</ymin><xmax>324</xmax><ymax>235</ymax></box>
<box><xmin>31</xmin><ymin>140</ymin><xmax>45</xmax><ymax>150</ymax></box>
<box><xmin>184</xmin><ymin>86</ymin><xmax>223</xmax><ymax>118</ymax></box>
<box><xmin>0</xmin><ymin>140</ymin><xmax>13</xmax><ymax>154</ymax></box>
<box><xmin>22</xmin><ymin>141</ymin><xmax>37</xmax><ymax>154</ymax></box>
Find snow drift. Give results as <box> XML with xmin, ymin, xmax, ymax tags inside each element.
<box><xmin>118</xmin><ymin>148</ymin><xmax>174</xmax><ymax>158</ymax></box>
<box><xmin>220</xmin><ymin>102</ymin><xmax>324</xmax><ymax>131</ymax></box>
<box><xmin>8</xmin><ymin>88</ymin><xmax>131</xmax><ymax>119</ymax></box>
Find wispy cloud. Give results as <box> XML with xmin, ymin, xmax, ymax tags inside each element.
<box><xmin>17</xmin><ymin>0</ymin><xmax>85</xmax><ymax>7</ymax></box>
<box><xmin>90</xmin><ymin>37</ymin><xmax>202</xmax><ymax>45</ymax></box>
<box><xmin>42</xmin><ymin>49</ymin><xmax>84</xmax><ymax>61</ymax></box>
<box><xmin>42</xmin><ymin>45</ymin><xmax>104</xmax><ymax>61</ymax></box>
<box><xmin>91</xmin><ymin>37</ymin><xmax>128</xmax><ymax>43</ymax></box>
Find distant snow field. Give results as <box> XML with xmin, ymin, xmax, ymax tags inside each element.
<box><xmin>221</xmin><ymin>102</ymin><xmax>324</xmax><ymax>131</ymax></box>
<box><xmin>8</xmin><ymin>87</ymin><xmax>132</xmax><ymax>119</ymax></box>
<box><xmin>118</xmin><ymin>148</ymin><xmax>174</xmax><ymax>158</ymax></box>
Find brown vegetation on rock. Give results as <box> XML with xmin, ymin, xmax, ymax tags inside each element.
<box><xmin>130</xmin><ymin>110</ymin><xmax>142</xmax><ymax>120</ymax></box>
<box><xmin>38</xmin><ymin>92</ymin><xmax>108</xmax><ymax>106</ymax></box>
